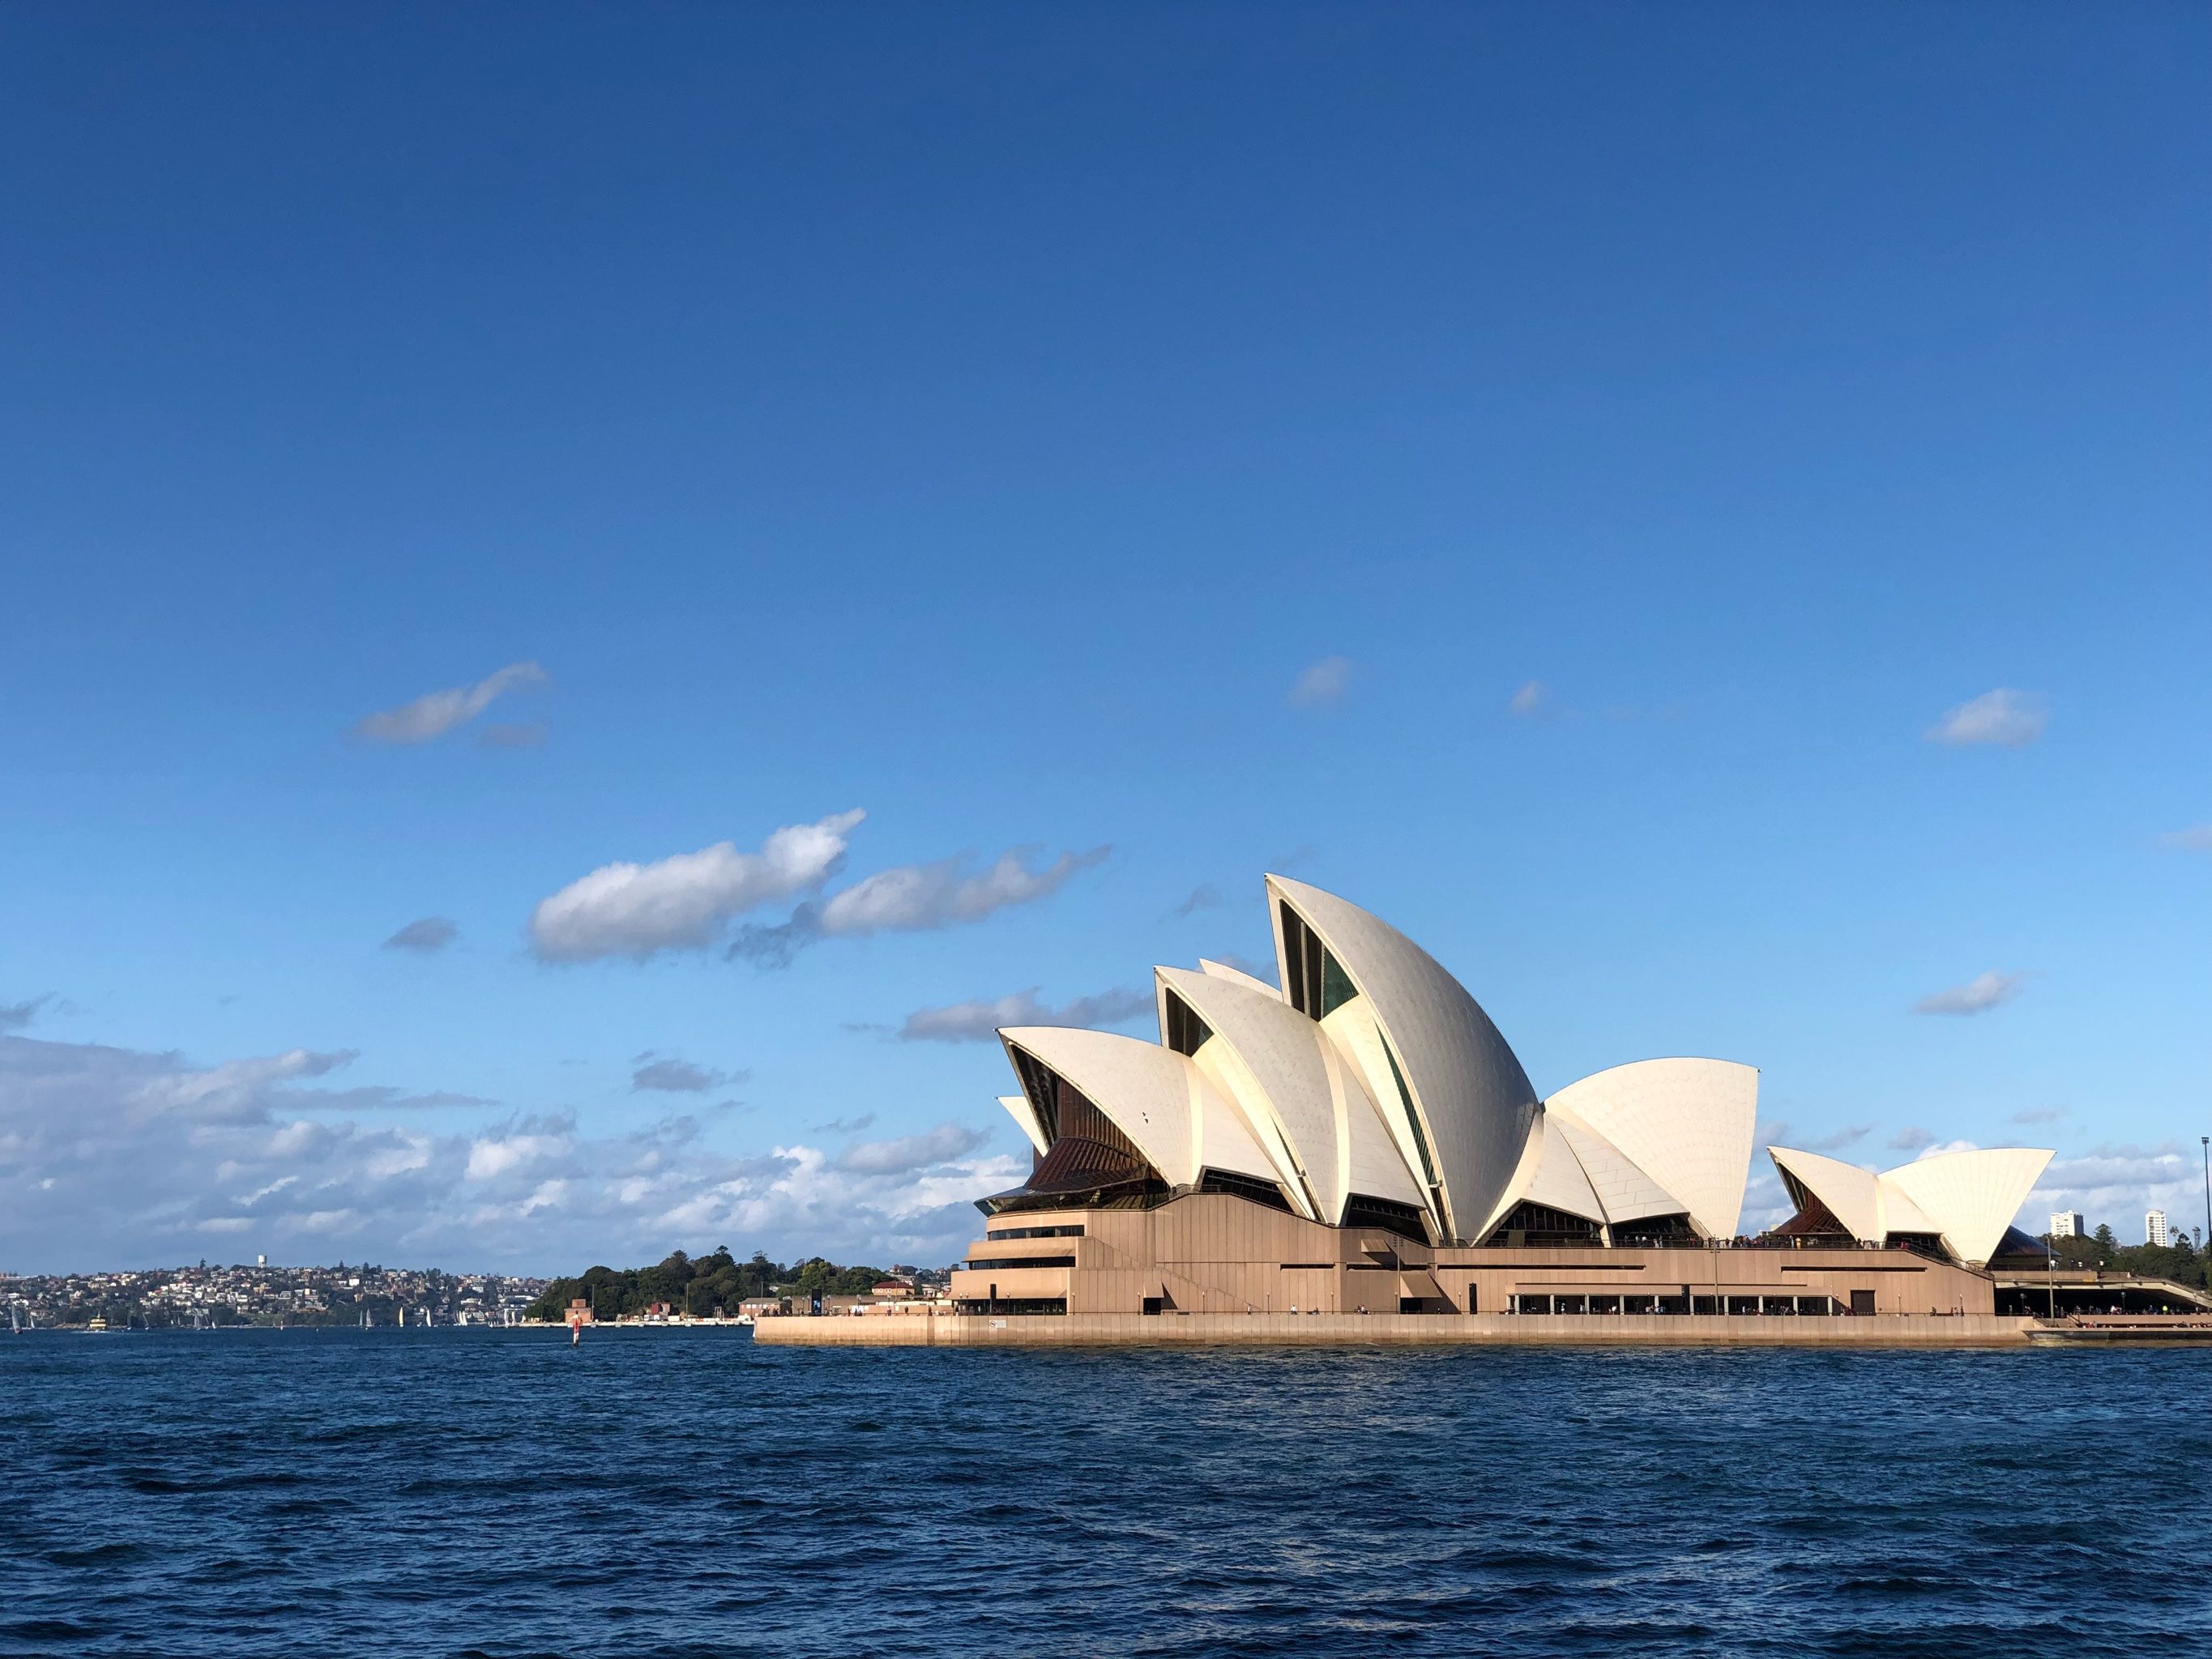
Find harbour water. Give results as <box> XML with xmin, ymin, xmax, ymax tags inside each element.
<box><xmin>4</xmin><ymin>1329</ymin><xmax>2206</xmax><ymax>1657</ymax></box>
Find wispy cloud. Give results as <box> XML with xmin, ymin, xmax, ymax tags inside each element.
<box><xmin>630</xmin><ymin>1057</ymin><xmax>738</xmax><ymax>1094</ymax></box>
<box><xmin>1887</xmin><ymin>1126</ymin><xmax>1937</xmax><ymax>1152</ymax></box>
<box><xmin>531</xmin><ymin>810</ymin><xmax>864</xmax><ymax>963</ymax></box>
<box><xmin>1804</xmin><ymin>1124</ymin><xmax>1872</xmax><ymax>1153</ymax></box>
<box><xmin>731</xmin><ymin>844</ymin><xmax>1109</xmax><ymax>968</ymax></box>
<box><xmin>896</xmin><ymin>986</ymin><xmax>1152</xmax><ymax>1044</ymax></box>
<box><xmin>1509</xmin><ymin>680</ymin><xmax>1547</xmax><ymax>717</ymax></box>
<box><xmin>383</xmin><ymin>917</ymin><xmax>458</xmax><ymax>953</ymax></box>
<box><xmin>1760</xmin><ymin>1120</ymin><xmax>1870</xmax><ymax>1158</ymax></box>
<box><xmin>353</xmin><ymin>662</ymin><xmax>549</xmax><ymax>745</ymax></box>
<box><xmin>1912</xmin><ymin>970</ymin><xmax>2026</xmax><ymax>1017</ymax></box>
<box><xmin>2009</xmin><ymin>1105</ymin><xmax>2065</xmax><ymax>1125</ymax></box>
<box><xmin>1288</xmin><ymin>655</ymin><xmax>1352</xmax><ymax>708</ymax></box>
<box><xmin>1172</xmin><ymin>884</ymin><xmax>1224</xmax><ymax>919</ymax></box>
<box><xmin>810</xmin><ymin>1114</ymin><xmax>877</xmax><ymax>1136</ymax></box>
<box><xmin>1</xmin><ymin>995</ymin><xmax>50</xmax><ymax>1033</ymax></box>
<box><xmin>477</xmin><ymin>722</ymin><xmax>547</xmax><ymax>749</ymax></box>
<box><xmin>1925</xmin><ymin>688</ymin><xmax>2046</xmax><ymax>748</ymax></box>
<box><xmin>2159</xmin><ymin>823</ymin><xmax>2212</xmax><ymax>854</ymax></box>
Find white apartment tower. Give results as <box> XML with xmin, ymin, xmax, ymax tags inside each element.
<box><xmin>2145</xmin><ymin>1209</ymin><xmax>2171</xmax><ymax>1247</ymax></box>
<box><xmin>2050</xmin><ymin>1212</ymin><xmax>2084</xmax><ymax>1238</ymax></box>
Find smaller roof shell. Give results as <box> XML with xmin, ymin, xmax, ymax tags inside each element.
<box><xmin>1881</xmin><ymin>1146</ymin><xmax>2054</xmax><ymax>1268</ymax></box>
<box><xmin>1767</xmin><ymin>1145</ymin><xmax>2052</xmax><ymax>1267</ymax></box>
<box><xmin>998</xmin><ymin>1026</ymin><xmax>1279</xmax><ymax>1191</ymax></box>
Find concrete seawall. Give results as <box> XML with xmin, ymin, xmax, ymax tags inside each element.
<box><xmin>753</xmin><ymin>1311</ymin><xmax>2037</xmax><ymax>1348</ymax></box>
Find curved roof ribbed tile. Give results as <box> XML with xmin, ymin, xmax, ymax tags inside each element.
<box><xmin>1880</xmin><ymin>1147</ymin><xmax>2054</xmax><ymax>1269</ymax></box>
<box><xmin>997</xmin><ymin>1026</ymin><xmax>1279</xmax><ymax>1190</ymax></box>
<box><xmin>1518</xmin><ymin>1111</ymin><xmax>1606</xmax><ymax>1224</ymax></box>
<box><xmin>1544</xmin><ymin>1059</ymin><xmax>1759</xmax><ymax>1239</ymax></box>
<box><xmin>1548</xmin><ymin>1115</ymin><xmax>1688</xmax><ymax>1226</ymax></box>
<box><xmin>1266</xmin><ymin>876</ymin><xmax>1538</xmax><ymax>1243</ymax></box>
<box><xmin>1768</xmin><ymin>1146</ymin><xmax>1882</xmax><ymax>1240</ymax></box>
<box><xmin>1158</xmin><ymin>965</ymin><xmax>1424</xmax><ymax>1224</ymax></box>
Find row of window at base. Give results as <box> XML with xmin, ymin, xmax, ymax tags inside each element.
<box><xmin>1512</xmin><ymin>1292</ymin><xmax>1875</xmax><ymax>1316</ymax></box>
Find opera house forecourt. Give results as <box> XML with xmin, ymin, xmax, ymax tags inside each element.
<box><xmin>762</xmin><ymin>875</ymin><xmax>2091</xmax><ymax>1348</ymax></box>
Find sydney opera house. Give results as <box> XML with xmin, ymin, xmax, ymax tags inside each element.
<box><xmin>949</xmin><ymin>875</ymin><xmax>2054</xmax><ymax>1322</ymax></box>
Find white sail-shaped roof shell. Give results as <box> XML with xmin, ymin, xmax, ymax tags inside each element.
<box><xmin>1268</xmin><ymin>875</ymin><xmax>1539</xmax><ymax>1244</ymax></box>
<box><xmin>998</xmin><ymin>1026</ymin><xmax>1280</xmax><ymax>1192</ymax></box>
<box><xmin>1769</xmin><ymin>1146</ymin><xmax>1882</xmax><ymax>1239</ymax></box>
<box><xmin>1880</xmin><ymin>1147</ymin><xmax>2053</xmax><ymax>1268</ymax></box>
<box><xmin>1544</xmin><ymin>1060</ymin><xmax>1759</xmax><ymax>1239</ymax></box>
<box><xmin>1769</xmin><ymin>1145</ymin><xmax>2048</xmax><ymax>1265</ymax></box>
<box><xmin>998</xmin><ymin>1093</ymin><xmax>1048</xmax><ymax>1155</ymax></box>
<box><xmin>1198</xmin><ymin>958</ymin><xmax>1280</xmax><ymax>999</ymax></box>
<box><xmin>1517</xmin><ymin>1111</ymin><xmax>1607</xmax><ymax>1224</ymax></box>
<box><xmin>1156</xmin><ymin>966</ymin><xmax>1424</xmax><ymax>1226</ymax></box>
<box><xmin>1549</xmin><ymin>1115</ymin><xmax>1689</xmax><ymax>1226</ymax></box>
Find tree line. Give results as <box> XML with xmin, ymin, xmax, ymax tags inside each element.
<box><xmin>523</xmin><ymin>1248</ymin><xmax>889</xmax><ymax>1320</ymax></box>
<box><xmin>2043</xmin><ymin>1226</ymin><xmax>2207</xmax><ymax>1289</ymax></box>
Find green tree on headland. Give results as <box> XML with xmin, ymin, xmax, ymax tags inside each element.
<box><xmin>523</xmin><ymin>1248</ymin><xmax>893</xmax><ymax>1320</ymax></box>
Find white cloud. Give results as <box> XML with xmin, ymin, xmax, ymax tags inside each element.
<box><xmin>817</xmin><ymin>846</ymin><xmax>1108</xmax><ymax>937</ymax></box>
<box><xmin>383</xmin><ymin>917</ymin><xmax>458</xmax><ymax>953</ymax></box>
<box><xmin>531</xmin><ymin>809</ymin><xmax>864</xmax><ymax>962</ymax></box>
<box><xmin>0</xmin><ymin>1030</ymin><xmax>1013</xmax><ymax>1273</ymax></box>
<box><xmin>2159</xmin><ymin>823</ymin><xmax>2212</xmax><ymax>853</ymax></box>
<box><xmin>353</xmin><ymin>662</ymin><xmax>548</xmax><ymax>744</ymax></box>
<box><xmin>1509</xmin><ymin>680</ymin><xmax>1546</xmax><ymax>716</ymax></box>
<box><xmin>1912</xmin><ymin>970</ymin><xmax>2026</xmax><ymax>1017</ymax></box>
<box><xmin>2031</xmin><ymin>1141</ymin><xmax>2206</xmax><ymax>1238</ymax></box>
<box><xmin>732</xmin><ymin>842</ymin><xmax>1111</xmax><ymax>966</ymax></box>
<box><xmin>1288</xmin><ymin>655</ymin><xmax>1352</xmax><ymax>707</ymax></box>
<box><xmin>1925</xmin><ymin>688</ymin><xmax>2047</xmax><ymax>748</ymax></box>
<box><xmin>835</xmin><ymin>1123</ymin><xmax>989</xmax><ymax>1175</ymax></box>
<box><xmin>1887</xmin><ymin>1126</ymin><xmax>1937</xmax><ymax>1152</ymax></box>
<box><xmin>1914</xmin><ymin>1139</ymin><xmax>1979</xmax><ymax>1160</ymax></box>
<box><xmin>896</xmin><ymin>986</ymin><xmax>1151</xmax><ymax>1044</ymax></box>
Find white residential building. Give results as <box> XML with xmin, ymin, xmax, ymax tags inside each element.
<box><xmin>2050</xmin><ymin>1212</ymin><xmax>2084</xmax><ymax>1238</ymax></box>
<box><xmin>2145</xmin><ymin>1209</ymin><xmax>2171</xmax><ymax>1247</ymax></box>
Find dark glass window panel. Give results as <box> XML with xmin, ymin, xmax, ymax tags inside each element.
<box><xmin>1163</xmin><ymin>991</ymin><xmax>1212</xmax><ymax>1057</ymax></box>
<box><xmin>1197</xmin><ymin>1168</ymin><xmax>1293</xmax><ymax>1212</ymax></box>
<box><xmin>1611</xmin><ymin>1213</ymin><xmax>1697</xmax><ymax>1247</ymax></box>
<box><xmin>1279</xmin><ymin>902</ymin><xmax>1308</xmax><ymax>1015</ymax></box>
<box><xmin>954</xmin><ymin>1255</ymin><xmax>1075</xmax><ymax>1270</ymax></box>
<box><xmin>1339</xmin><ymin>1193</ymin><xmax>1433</xmax><ymax>1245</ymax></box>
<box><xmin>1319</xmin><ymin>949</ymin><xmax>1358</xmax><ymax>1016</ymax></box>
<box><xmin>1485</xmin><ymin>1201</ymin><xmax>1603</xmax><ymax>1246</ymax></box>
<box><xmin>1382</xmin><ymin>1042</ymin><xmax>1441</xmax><ymax>1192</ymax></box>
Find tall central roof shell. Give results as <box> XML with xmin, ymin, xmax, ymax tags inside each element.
<box><xmin>1155</xmin><ymin>964</ymin><xmax>1426</xmax><ymax>1226</ymax></box>
<box><xmin>1266</xmin><ymin>875</ymin><xmax>1539</xmax><ymax>1243</ymax></box>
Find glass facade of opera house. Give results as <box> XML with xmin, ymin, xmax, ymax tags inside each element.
<box><xmin>948</xmin><ymin>876</ymin><xmax>2065</xmax><ymax>1320</ymax></box>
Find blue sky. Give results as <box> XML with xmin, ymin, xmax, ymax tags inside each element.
<box><xmin>3</xmin><ymin>5</ymin><xmax>2206</xmax><ymax>1273</ymax></box>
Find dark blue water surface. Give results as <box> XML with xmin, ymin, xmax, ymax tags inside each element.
<box><xmin>4</xmin><ymin>1330</ymin><xmax>2209</xmax><ymax>1658</ymax></box>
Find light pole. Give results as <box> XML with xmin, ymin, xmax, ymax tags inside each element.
<box><xmin>2200</xmin><ymin>1136</ymin><xmax>2209</xmax><ymax>1295</ymax></box>
<box><xmin>2046</xmin><ymin>1227</ymin><xmax>2057</xmax><ymax>1321</ymax></box>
